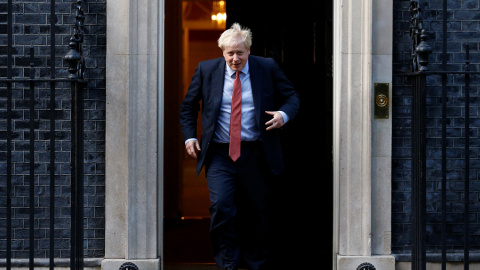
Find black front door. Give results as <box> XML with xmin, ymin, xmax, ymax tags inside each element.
<box><xmin>227</xmin><ymin>1</ymin><xmax>333</xmax><ymax>268</ymax></box>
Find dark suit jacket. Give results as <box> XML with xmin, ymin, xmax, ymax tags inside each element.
<box><xmin>180</xmin><ymin>55</ymin><xmax>300</xmax><ymax>175</ymax></box>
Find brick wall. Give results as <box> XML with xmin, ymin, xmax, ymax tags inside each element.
<box><xmin>393</xmin><ymin>0</ymin><xmax>480</xmax><ymax>257</ymax></box>
<box><xmin>0</xmin><ymin>0</ymin><xmax>106</xmax><ymax>259</ymax></box>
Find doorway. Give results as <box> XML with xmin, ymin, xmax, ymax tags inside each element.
<box><xmin>164</xmin><ymin>0</ymin><xmax>226</xmax><ymax>265</ymax></box>
<box><xmin>164</xmin><ymin>0</ymin><xmax>333</xmax><ymax>268</ymax></box>
<box><xmin>226</xmin><ymin>1</ymin><xmax>333</xmax><ymax>268</ymax></box>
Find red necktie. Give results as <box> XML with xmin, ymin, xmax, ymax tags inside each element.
<box><xmin>229</xmin><ymin>71</ymin><xmax>242</xmax><ymax>161</ymax></box>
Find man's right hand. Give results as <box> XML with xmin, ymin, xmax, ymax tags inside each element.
<box><xmin>185</xmin><ymin>140</ymin><xmax>201</xmax><ymax>159</ymax></box>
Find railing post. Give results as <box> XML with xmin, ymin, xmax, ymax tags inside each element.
<box><xmin>49</xmin><ymin>0</ymin><xmax>57</xmax><ymax>269</ymax></box>
<box><xmin>464</xmin><ymin>44</ymin><xmax>471</xmax><ymax>270</ymax></box>
<box><xmin>411</xmin><ymin>74</ymin><xmax>427</xmax><ymax>270</ymax></box>
<box><xmin>6</xmin><ymin>1</ymin><xmax>13</xmax><ymax>270</ymax></box>
<box><xmin>70</xmin><ymin>79</ymin><xmax>85</xmax><ymax>270</ymax></box>
<box><xmin>409</xmin><ymin>1</ymin><xmax>431</xmax><ymax>270</ymax></box>
<box><xmin>64</xmin><ymin>1</ymin><xmax>85</xmax><ymax>270</ymax></box>
<box><xmin>28</xmin><ymin>45</ymin><xmax>35</xmax><ymax>270</ymax></box>
<box><xmin>441</xmin><ymin>1</ymin><xmax>447</xmax><ymax>270</ymax></box>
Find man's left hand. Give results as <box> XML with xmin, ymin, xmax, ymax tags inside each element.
<box><xmin>265</xmin><ymin>111</ymin><xmax>284</xmax><ymax>130</ymax></box>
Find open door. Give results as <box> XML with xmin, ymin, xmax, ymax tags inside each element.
<box><xmin>227</xmin><ymin>1</ymin><xmax>333</xmax><ymax>268</ymax></box>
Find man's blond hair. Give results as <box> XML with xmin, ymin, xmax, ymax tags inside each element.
<box><xmin>218</xmin><ymin>23</ymin><xmax>252</xmax><ymax>50</ymax></box>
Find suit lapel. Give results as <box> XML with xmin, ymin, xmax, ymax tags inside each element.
<box><xmin>212</xmin><ymin>59</ymin><xmax>226</xmax><ymax>121</ymax></box>
<box><xmin>249</xmin><ymin>57</ymin><xmax>263</xmax><ymax>129</ymax></box>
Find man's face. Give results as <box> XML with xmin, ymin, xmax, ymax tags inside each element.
<box><xmin>223</xmin><ymin>43</ymin><xmax>250</xmax><ymax>72</ymax></box>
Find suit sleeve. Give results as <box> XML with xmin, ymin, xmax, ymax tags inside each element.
<box><xmin>270</xmin><ymin>59</ymin><xmax>300</xmax><ymax>121</ymax></box>
<box><xmin>180</xmin><ymin>63</ymin><xmax>203</xmax><ymax>142</ymax></box>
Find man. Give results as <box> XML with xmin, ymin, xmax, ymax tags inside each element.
<box><xmin>180</xmin><ymin>23</ymin><xmax>299</xmax><ymax>270</ymax></box>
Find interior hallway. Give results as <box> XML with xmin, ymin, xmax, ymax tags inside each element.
<box><xmin>164</xmin><ymin>1</ymin><xmax>333</xmax><ymax>268</ymax></box>
<box><xmin>164</xmin><ymin>159</ymin><xmax>214</xmax><ymax>265</ymax></box>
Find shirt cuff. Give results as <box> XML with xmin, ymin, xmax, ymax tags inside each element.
<box><xmin>185</xmin><ymin>138</ymin><xmax>198</xmax><ymax>145</ymax></box>
<box><xmin>279</xmin><ymin>111</ymin><xmax>289</xmax><ymax>124</ymax></box>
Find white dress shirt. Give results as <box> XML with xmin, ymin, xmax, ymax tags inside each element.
<box><xmin>213</xmin><ymin>61</ymin><xmax>260</xmax><ymax>143</ymax></box>
<box><xmin>185</xmin><ymin>60</ymin><xmax>289</xmax><ymax>145</ymax></box>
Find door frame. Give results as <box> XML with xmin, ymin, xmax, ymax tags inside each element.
<box><xmin>103</xmin><ymin>0</ymin><xmax>396</xmax><ymax>270</ymax></box>
<box><xmin>333</xmin><ymin>0</ymin><xmax>395</xmax><ymax>269</ymax></box>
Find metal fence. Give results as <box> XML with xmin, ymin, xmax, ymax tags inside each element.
<box><xmin>0</xmin><ymin>0</ymin><xmax>86</xmax><ymax>269</ymax></box>
<box><xmin>409</xmin><ymin>0</ymin><xmax>480</xmax><ymax>269</ymax></box>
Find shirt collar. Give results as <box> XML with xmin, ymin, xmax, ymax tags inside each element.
<box><xmin>226</xmin><ymin>60</ymin><xmax>249</xmax><ymax>77</ymax></box>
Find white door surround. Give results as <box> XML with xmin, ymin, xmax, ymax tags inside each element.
<box><xmin>103</xmin><ymin>0</ymin><xmax>395</xmax><ymax>269</ymax></box>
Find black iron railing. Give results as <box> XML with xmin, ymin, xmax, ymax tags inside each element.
<box><xmin>408</xmin><ymin>0</ymin><xmax>480</xmax><ymax>269</ymax></box>
<box><xmin>1</xmin><ymin>1</ymin><xmax>86</xmax><ymax>270</ymax></box>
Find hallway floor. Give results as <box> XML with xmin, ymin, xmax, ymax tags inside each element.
<box><xmin>164</xmin><ymin>218</ymin><xmax>214</xmax><ymax>264</ymax></box>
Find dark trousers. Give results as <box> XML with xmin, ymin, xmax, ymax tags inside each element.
<box><xmin>205</xmin><ymin>141</ymin><xmax>272</xmax><ymax>270</ymax></box>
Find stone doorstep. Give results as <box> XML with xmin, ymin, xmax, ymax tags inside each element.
<box><xmin>164</xmin><ymin>263</ymin><xmax>217</xmax><ymax>270</ymax></box>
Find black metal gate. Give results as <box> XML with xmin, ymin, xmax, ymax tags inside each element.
<box><xmin>409</xmin><ymin>0</ymin><xmax>480</xmax><ymax>269</ymax></box>
<box><xmin>1</xmin><ymin>1</ymin><xmax>86</xmax><ymax>270</ymax></box>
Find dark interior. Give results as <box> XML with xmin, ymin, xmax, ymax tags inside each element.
<box><xmin>164</xmin><ymin>1</ymin><xmax>333</xmax><ymax>268</ymax></box>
